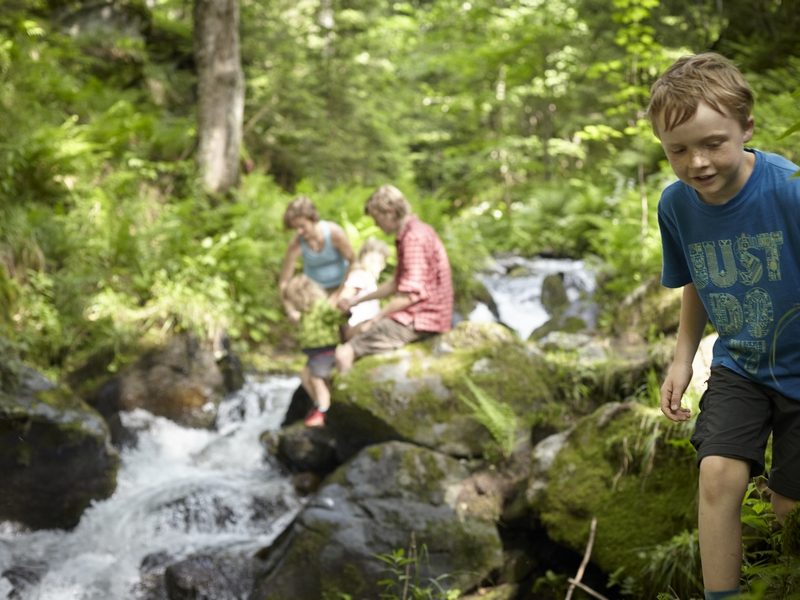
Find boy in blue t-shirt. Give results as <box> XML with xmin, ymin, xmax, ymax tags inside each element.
<box><xmin>648</xmin><ymin>52</ymin><xmax>800</xmax><ymax>599</ymax></box>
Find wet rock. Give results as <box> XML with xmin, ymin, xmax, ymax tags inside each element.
<box><xmin>253</xmin><ymin>441</ymin><xmax>503</xmax><ymax>600</ymax></box>
<box><xmin>86</xmin><ymin>333</ymin><xmax>227</xmax><ymax>429</ymax></box>
<box><xmin>0</xmin><ymin>365</ymin><xmax>119</xmax><ymax>530</ymax></box>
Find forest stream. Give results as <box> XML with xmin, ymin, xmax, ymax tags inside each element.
<box><xmin>1</xmin><ymin>257</ymin><xmax>596</xmax><ymax>599</ymax></box>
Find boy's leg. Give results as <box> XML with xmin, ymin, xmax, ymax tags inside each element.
<box><xmin>768</xmin><ymin>386</ymin><xmax>800</xmax><ymax>525</ymax></box>
<box><xmin>698</xmin><ymin>455</ymin><xmax>750</xmax><ymax>592</ymax></box>
<box><xmin>299</xmin><ymin>366</ymin><xmax>317</xmax><ymax>405</ymax></box>
<box><xmin>771</xmin><ymin>492</ymin><xmax>798</xmax><ymax>523</ymax></box>
<box><xmin>308</xmin><ymin>375</ymin><xmax>330</xmax><ymax>412</ymax></box>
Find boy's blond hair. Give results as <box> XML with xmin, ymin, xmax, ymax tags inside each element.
<box><xmin>283</xmin><ymin>196</ymin><xmax>320</xmax><ymax>229</ymax></box>
<box><xmin>647</xmin><ymin>52</ymin><xmax>754</xmax><ymax>137</ymax></box>
<box><xmin>365</xmin><ymin>184</ymin><xmax>411</xmax><ymax>220</ymax></box>
<box><xmin>283</xmin><ymin>274</ymin><xmax>326</xmax><ymax>314</ymax></box>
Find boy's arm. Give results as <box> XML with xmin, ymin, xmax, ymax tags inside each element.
<box><xmin>661</xmin><ymin>283</ymin><xmax>707</xmax><ymax>422</ymax></box>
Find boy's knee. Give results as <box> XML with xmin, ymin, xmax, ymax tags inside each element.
<box><xmin>771</xmin><ymin>492</ymin><xmax>798</xmax><ymax>524</ymax></box>
<box><xmin>699</xmin><ymin>456</ymin><xmax>750</xmax><ymax>499</ymax></box>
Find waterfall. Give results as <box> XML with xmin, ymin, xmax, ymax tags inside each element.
<box><xmin>0</xmin><ymin>375</ymin><xmax>302</xmax><ymax>600</ymax></box>
<box><xmin>468</xmin><ymin>256</ymin><xmax>597</xmax><ymax>340</ymax></box>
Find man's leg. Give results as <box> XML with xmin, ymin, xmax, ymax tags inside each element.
<box><xmin>698</xmin><ymin>455</ymin><xmax>750</xmax><ymax>592</ymax></box>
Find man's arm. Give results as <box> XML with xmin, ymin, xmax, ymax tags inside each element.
<box><xmin>338</xmin><ymin>278</ymin><xmax>396</xmax><ymax>311</ymax></box>
<box><xmin>661</xmin><ymin>283</ymin><xmax>707</xmax><ymax>421</ymax></box>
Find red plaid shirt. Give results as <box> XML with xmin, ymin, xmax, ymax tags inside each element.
<box><xmin>390</xmin><ymin>216</ymin><xmax>453</xmax><ymax>333</ymax></box>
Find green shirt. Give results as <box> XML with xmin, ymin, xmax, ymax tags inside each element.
<box><xmin>297</xmin><ymin>299</ymin><xmax>346</xmax><ymax>349</ymax></box>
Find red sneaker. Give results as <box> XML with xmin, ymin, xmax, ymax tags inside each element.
<box><xmin>304</xmin><ymin>409</ymin><xmax>326</xmax><ymax>427</ymax></box>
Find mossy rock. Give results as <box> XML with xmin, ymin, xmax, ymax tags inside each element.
<box><xmin>536</xmin><ymin>402</ymin><xmax>697</xmax><ymax>580</ymax></box>
<box><xmin>252</xmin><ymin>441</ymin><xmax>503</xmax><ymax>600</ymax></box>
<box><xmin>0</xmin><ymin>369</ymin><xmax>119</xmax><ymax>529</ymax></box>
<box><xmin>329</xmin><ymin>322</ymin><xmax>564</xmax><ymax>460</ymax></box>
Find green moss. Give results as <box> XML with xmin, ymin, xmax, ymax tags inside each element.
<box><xmin>540</xmin><ymin>403</ymin><xmax>697</xmax><ymax>576</ymax></box>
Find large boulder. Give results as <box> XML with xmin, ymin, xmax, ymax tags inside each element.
<box><xmin>327</xmin><ymin>321</ymin><xmax>559</xmax><ymax>460</ymax></box>
<box><xmin>87</xmin><ymin>333</ymin><xmax>229</xmax><ymax>429</ymax></box>
<box><xmin>326</xmin><ymin>321</ymin><xmax>665</xmax><ymax>464</ymax></box>
<box><xmin>252</xmin><ymin>441</ymin><xmax>503</xmax><ymax>600</ymax></box>
<box><xmin>0</xmin><ymin>364</ymin><xmax>119</xmax><ymax>530</ymax></box>
<box><xmin>531</xmin><ymin>401</ymin><xmax>698</xmax><ymax>589</ymax></box>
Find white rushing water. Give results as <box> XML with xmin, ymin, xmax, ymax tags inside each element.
<box><xmin>0</xmin><ymin>374</ymin><xmax>302</xmax><ymax>600</ymax></box>
<box><xmin>468</xmin><ymin>256</ymin><xmax>597</xmax><ymax>340</ymax></box>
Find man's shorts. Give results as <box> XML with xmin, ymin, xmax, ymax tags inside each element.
<box><xmin>304</xmin><ymin>346</ymin><xmax>336</xmax><ymax>379</ymax></box>
<box><xmin>348</xmin><ymin>318</ymin><xmax>429</xmax><ymax>359</ymax></box>
<box><xmin>691</xmin><ymin>366</ymin><xmax>800</xmax><ymax>500</ymax></box>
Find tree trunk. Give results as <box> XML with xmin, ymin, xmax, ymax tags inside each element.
<box><xmin>193</xmin><ymin>0</ymin><xmax>244</xmax><ymax>195</ymax></box>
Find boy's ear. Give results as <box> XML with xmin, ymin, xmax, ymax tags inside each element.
<box><xmin>743</xmin><ymin>116</ymin><xmax>755</xmax><ymax>143</ymax></box>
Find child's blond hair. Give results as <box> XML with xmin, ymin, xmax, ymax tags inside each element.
<box><xmin>647</xmin><ymin>52</ymin><xmax>754</xmax><ymax>137</ymax></box>
<box><xmin>356</xmin><ymin>238</ymin><xmax>390</xmax><ymax>263</ymax></box>
<box><xmin>283</xmin><ymin>274</ymin><xmax>326</xmax><ymax>314</ymax></box>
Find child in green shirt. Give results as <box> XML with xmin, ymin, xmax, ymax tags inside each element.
<box><xmin>283</xmin><ymin>274</ymin><xmax>347</xmax><ymax>427</ymax></box>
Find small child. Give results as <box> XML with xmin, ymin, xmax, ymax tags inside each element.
<box><xmin>282</xmin><ymin>274</ymin><xmax>347</xmax><ymax>427</ymax></box>
<box><xmin>338</xmin><ymin>238</ymin><xmax>391</xmax><ymax>340</ymax></box>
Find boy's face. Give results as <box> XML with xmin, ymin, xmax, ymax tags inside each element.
<box><xmin>369</xmin><ymin>209</ymin><xmax>400</xmax><ymax>235</ymax></box>
<box><xmin>657</xmin><ymin>100</ymin><xmax>754</xmax><ymax>205</ymax></box>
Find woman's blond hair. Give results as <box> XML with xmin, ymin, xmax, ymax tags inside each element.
<box><xmin>283</xmin><ymin>196</ymin><xmax>320</xmax><ymax>229</ymax></box>
<box><xmin>647</xmin><ymin>52</ymin><xmax>754</xmax><ymax>137</ymax></box>
<box><xmin>365</xmin><ymin>184</ymin><xmax>411</xmax><ymax>220</ymax></box>
<box><xmin>283</xmin><ymin>274</ymin><xmax>326</xmax><ymax>314</ymax></box>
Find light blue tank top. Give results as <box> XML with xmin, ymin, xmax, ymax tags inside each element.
<box><xmin>300</xmin><ymin>221</ymin><xmax>348</xmax><ymax>289</ymax></box>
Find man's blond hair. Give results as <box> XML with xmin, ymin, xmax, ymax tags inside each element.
<box><xmin>365</xmin><ymin>184</ymin><xmax>411</xmax><ymax>219</ymax></box>
<box><xmin>647</xmin><ymin>52</ymin><xmax>754</xmax><ymax>137</ymax></box>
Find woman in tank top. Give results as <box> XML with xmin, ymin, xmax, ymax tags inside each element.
<box><xmin>279</xmin><ymin>196</ymin><xmax>355</xmax><ymax>323</ymax></box>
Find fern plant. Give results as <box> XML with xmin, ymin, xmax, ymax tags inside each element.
<box><xmin>459</xmin><ymin>377</ymin><xmax>518</xmax><ymax>459</ymax></box>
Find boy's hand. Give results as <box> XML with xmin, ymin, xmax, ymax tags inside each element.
<box><xmin>660</xmin><ymin>363</ymin><xmax>693</xmax><ymax>422</ymax></box>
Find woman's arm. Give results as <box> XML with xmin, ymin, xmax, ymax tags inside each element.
<box><xmin>326</xmin><ymin>223</ymin><xmax>357</xmax><ymax>303</ymax></box>
<box><xmin>278</xmin><ymin>236</ymin><xmax>301</xmax><ymax>293</ymax></box>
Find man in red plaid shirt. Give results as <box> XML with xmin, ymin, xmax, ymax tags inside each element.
<box><xmin>335</xmin><ymin>184</ymin><xmax>453</xmax><ymax>372</ymax></box>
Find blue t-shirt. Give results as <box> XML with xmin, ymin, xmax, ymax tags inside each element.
<box><xmin>300</xmin><ymin>221</ymin><xmax>349</xmax><ymax>289</ymax></box>
<box><xmin>658</xmin><ymin>149</ymin><xmax>800</xmax><ymax>400</ymax></box>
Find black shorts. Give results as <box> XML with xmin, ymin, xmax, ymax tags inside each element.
<box><xmin>303</xmin><ymin>346</ymin><xmax>336</xmax><ymax>379</ymax></box>
<box><xmin>691</xmin><ymin>366</ymin><xmax>800</xmax><ymax>500</ymax></box>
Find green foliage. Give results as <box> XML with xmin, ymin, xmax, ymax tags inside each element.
<box><xmin>458</xmin><ymin>377</ymin><xmax>518</xmax><ymax>458</ymax></box>
<box><xmin>737</xmin><ymin>482</ymin><xmax>800</xmax><ymax>599</ymax></box>
<box><xmin>376</xmin><ymin>534</ymin><xmax>461</xmax><ymax>600</ymax></box>
<box><xmin>2</xmin><ymin>0</ymin><xmax>799</xmax><ymax>384</ymax></box>
<box><xmin>633</xmin><ymin>529</ymin><xmax>702</xmax><ymax>599</ymax></box>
